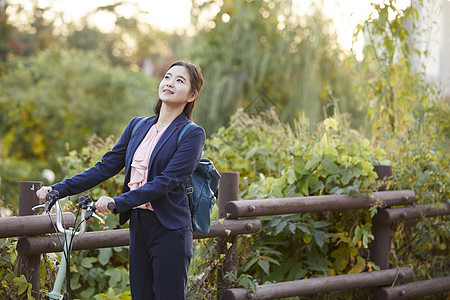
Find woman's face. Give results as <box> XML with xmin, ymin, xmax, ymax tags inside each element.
<box><xmin>158</xmin><ymin>65</ymin><xmax>195</xmax><ymax>107</ymax></box>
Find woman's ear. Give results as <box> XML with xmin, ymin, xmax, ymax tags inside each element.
<box><xmin>188</xmin><ymin>91</ymin><xmax>198</xmax><ymax>102</ymax></box>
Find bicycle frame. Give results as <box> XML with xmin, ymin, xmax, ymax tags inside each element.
<box><xmin>33</xmin><ymin>194</ymin><xmax>103</xmax><ymax>300</ymax></box>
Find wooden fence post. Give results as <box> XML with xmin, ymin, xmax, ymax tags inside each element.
<box><xmin>217</xmin><ymin>172</ymin><xmax>240</xmax><ymax>297</ymax></box>
<box><xmin>371</xmin><ymin>212</ymin><xmax>391</xmax><ymax>269</ymax></box>
<box><xmin>17</xmin><ymin>181</ymin><xmax>42</xmax><ymax>300</ymax></box>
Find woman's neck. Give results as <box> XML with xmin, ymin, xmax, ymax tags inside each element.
<box><xmin>156</xmin><ymin>104</ymin><xmax>184</xmax><ymax>128</ymax></box>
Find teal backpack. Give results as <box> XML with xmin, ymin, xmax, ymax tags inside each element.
<box><xmin>178</xmin><ymin>122</ymin><xmax>221</xmax><ymax>234</ymax></box>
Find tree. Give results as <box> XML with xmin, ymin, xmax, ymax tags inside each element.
<box><xmin>185</xmin><ymin>0</ymin><xmax>360</xmax><ymax>134</ymax></box>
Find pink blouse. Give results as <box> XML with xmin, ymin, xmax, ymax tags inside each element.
<box><xmin>129</xmin><ymin>124</ymin><xmax>168</xmax><ymax>210</ymax></box>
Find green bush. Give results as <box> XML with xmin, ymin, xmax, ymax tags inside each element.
<box><xmin>191</xmin><ymin>108</ymin><xmax>448</xmax><ymax>299</ymax></box>
<box><xmin>0</xmin><ymin>46</ymin><xmax>156</xmax><ymax>208</ymax></box>
<box><xmin>55</xmin><ymin>135</ymin><xmax>130</xmax><ymax>299</ymax></box>
<box><xmin>188</xmin><ymin>109</ymin><xmax>386</xmax><ymax>299</ymax></box>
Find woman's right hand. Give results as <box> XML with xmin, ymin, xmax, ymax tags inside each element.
<box><xmin>36</xmin><ymin>186</ymin><xmax>52</xmax><ymax>201</ymax></box>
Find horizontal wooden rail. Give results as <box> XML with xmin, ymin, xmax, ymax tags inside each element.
<box><xmin>376</xmin><ymin>276</ymin><xmax>450</xmax><ymax>299</ymax></box>
<box><xmin>17</xmin><ymin>219</ymin><xmax>261</xmax><ymax>255</ymax></box>
<box><xmin>376</xmin><ymin>202</ymin><xmax>450</xmax><ymax>224</ymax></box>
<box><xmin>0</xmin><ymin>213</ymin><xmax>76</xmax><ymax>238</ymax></box>
<box><xmin>225</xmin><ymin>190</ymin><xmax>415</xmax><ymax>218</ymax></box>
<box><xmin>223</xmin><ymin>267</ymin><xmax>413</xmax><ymax>300</ymax></box>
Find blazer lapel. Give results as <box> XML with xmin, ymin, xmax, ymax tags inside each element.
<box><xmin>147</xmin><ymin>113</ymin><xmax>188</xmax><ymax>177</ymax></box>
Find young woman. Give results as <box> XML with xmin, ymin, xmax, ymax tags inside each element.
<box><xmin>36</xmin><ymin>61</ymin><xmax>205</xmax><ymax>299</ymax></box>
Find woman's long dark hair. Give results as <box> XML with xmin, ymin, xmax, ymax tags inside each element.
<box><xmin>153</xmin><ymin>61</ymin><xmax>203</xmax><ymax>120</ymax></box>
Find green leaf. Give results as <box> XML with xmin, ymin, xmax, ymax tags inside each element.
<box><xmin>288</xmin><ymin>223</ymin><xmax>296</xmax><ymax>234</ymax></box>
<box><xmin>287</xmin><ymin>263</ymin><xmax>308</xmax><ymax>280</ymax></box>
<box><xmin>244</xmin><ymin>257</ymin><xmax>259</xmax><ymax>271</ymax></box>
<box><xmin>81</xmin><ymin>257</ymin><xmax>98</xmax><ymax>268</ymax></box>
<box><xmin>294</xmin><ymin>160</ymin><xmax>307</xmax><ymax>175</ymax></box>
<box><xmin>352</xmin><ymin>225</ymin><xmax>362</xmax><ymax>246</ymax></box>
<box><xmin>322</xmin><ymin>154</ymin><xmax>339</xmax><ymax>174</ymax></box>
<box><xmin>307</xmin><ymin>174</ymin><xmax>319</xmax><ymax>189</ymax></box>
<box><xmin>314</xmin><ymin>230</ymin><xmax>326</xmax><ymax>248</ymax></box>
<box><xmin>303</xmin><ymin>232</ymin><xmax>312</xmax><ymax>244</ymax></box>
<box><xmin>98</xmin><ymin>248</ymin><xmax>113</xmax><ymax>266</ymax></box>
<box><xmin>258</xmin><ymin>259</ymin><xmax>270</xmax><ymax>275</ymax></box>
<box><xmin>311</xmin><ymin>221</ymin><xmax>331</xmax><ymax>228</ymax></box>
<box><xmin>341</xmin><ymin>169</ymin><xmax>353</xmax><ymax>185</ymax></box>
<box><xmin>359</xmin><ymin>161</ymin><xmax>373</xmax><ymax>175</ymax></box>
<box><xmin>80</xmin><ymin>286</ymin><xmax>96</xmax><ymax>299</ymax></box>
<box><xmin>348</xmin><ymin>256</ymin><xmax>366</xmax><ymax>274</ymax></box>
<box><xmin>285</xmin><ymin>168</ymin><xmax>297</xmax><ymax>184</ymax></box>
<box><xmin>275</xmin><ymin>221</ymin><xmax>287</xmax><ymax>235</ymax></box>
<box><xmin>297</xmin><ymin>224</ymin><xmax>311</xmax><ymax>235</ymax></box>
<box><xmin>108</xmin><ymin>269</ymin><xmax>122</xmax><ymax>287</ymax></box>
<box><xmin>13</xmin><ymin>275</ymin><xmax>29</xmax><ymax>295</ymax></box>
<box><xmin>310</xmin><ymin>180</ymin><xmax>324</xmax><ymax>194</ymax></box>
<box><xmin>285</xmin><ymin>183</ymin><xmax>297</xmax><ymax>197</ymax></box>
<box><xmin>305</xmin><ymin>154</ymin><xmax>321</xmax><ymax>170</ymax></box>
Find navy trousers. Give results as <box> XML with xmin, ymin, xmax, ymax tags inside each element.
<box><xmin>129</xmin><ymin>209</ymin><xmax>193</xmax><ymax>300</ymax></box>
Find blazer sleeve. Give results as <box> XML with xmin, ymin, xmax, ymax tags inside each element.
<box><xmin>113</xmin><ymin>124</ymin><xmax>206</xmax><ymax>212</ymax></box>
<box><xmin>52</xmin><ymin>118</ymin><xmax>139</xmax><ymax>198</ymax></box>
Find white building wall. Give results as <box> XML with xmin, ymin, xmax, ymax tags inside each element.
<box><xmin>440</xmin><ymin>1</ymin><xmax>450</xmax><ymax>99</ymax></box>
<box><xmin>415</xmin><ymin>0</ymin><xmax>450</xmax><ymax>99</ymax></box>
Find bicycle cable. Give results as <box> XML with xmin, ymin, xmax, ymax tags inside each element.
<box><xmin>65</xmin><ymin>201</ymin><xmax>84</xmax><ymax>300</ymax></box>
<box><xmin>47</xmin><ymin>199</ymin><xmax>80</xmax><ymax>300</ymax></box>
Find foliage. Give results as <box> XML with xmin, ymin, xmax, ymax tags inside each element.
<box><xmin>56</xmin><ymin>135</ymin><xmax>131</xmax><ymax>299</ymax></box>
<box><xmin>0</xmin><ymin>46</ymin><xmax>156</xmax><ymax>208</ymax></box>
<box><xmin>0</xmin><ymin>237</ymin><xmax>57</xmax><ymax>299</ymax></box>
<box><xmin>0</xmin><ymin>238</ymin><xmax>21</xmax><ymax>298</ymax></box>
<box><xmin>192</xmin><ymin>104</ymin><xmax>448</xmax><ymax>298</ymax></box>
<box><xmin>0</xmin><ymin>134</ymin><xmax>131</xmax><ymax>299</ymax></box>
<box><xmin>353</xmin><ymin>0</ymin><xmax>450</xmax><ymax>286</ymax></box>
<box><xmin>187</xmin><ymin>109</ymin><xmax>385</xmax><ymax>298</ymax></box>
<box><xmin>0</xmin><ymin>0</ymin><xmax>448</xmax><ymax>299</ymax></box>
<box><xmin>187</xmin><ymin>0</ymin><xmax>361</xmax><ymax>134</ymax></box>
<box><xmin>354</xmin><ymin>0</ymin><xmax>440</xmax><ymax>141</ymax></box>
<box><xmin>2</xmin><ymin>0</ymin><xmax>179</xmax><ymax>71</ymax></box>
<box><xmin>206</xmin><ymin>108</ymin><xmax>385</xmax><ymax>196</ymax></box>
<box><xmin>204</xmin><ymin>108</ymin><xmax>296</xmax><ymax>185</ymax></box>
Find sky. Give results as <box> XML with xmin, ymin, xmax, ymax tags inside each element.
<box><xmin>15</xmin><ymin>0</ymin><xmax>411</xmax><ymax>52</ymax></box>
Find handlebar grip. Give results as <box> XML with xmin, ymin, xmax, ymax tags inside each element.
<box><xmin>107</xmin><ymin>202</ymin><xmax>116</xmax><ymax>211</ymax></box>
<box><xmin>45</xmin><ymin>189</ymin><xmax>60</xmax><ymax>212</ymax></box>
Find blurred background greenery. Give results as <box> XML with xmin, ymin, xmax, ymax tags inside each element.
<box><xmin>0</xmin><ymin>0</ymin><xmax>449</xmax><ymax>298</ymax></box>
<box><xmin>0</xmin><ymin>0</ymin><xmax>448</xmax><ymax>208</ymax></box>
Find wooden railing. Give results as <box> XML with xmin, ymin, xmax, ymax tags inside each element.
<box><xmin>1</xmin><ymin>177</ymin><xmax>260</xmax><ymax>299</ymax></box>
<box><xmin>1</xmin><ymin>174</ymin><xmax>449</xmax><ymax>299</ymax></box>
<box><xmin>221</xmin><ymin>174</ymin><xmax>450</xmax><ymax>300</ymax></box>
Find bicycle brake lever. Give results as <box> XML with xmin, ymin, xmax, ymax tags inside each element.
<box><xmin>84</xmin><ymin>202</ymin><xmax>105</xmax><ymax>224</ymax></box>
<box><xmin>92</xmin><ymin>212</ymin><xmax>105</xmax><ymax>224</ymax></box>
<box><xmin>32</xmin><ymin>204</ymin><xmax>46</xmax><ymax>211</ymax></box>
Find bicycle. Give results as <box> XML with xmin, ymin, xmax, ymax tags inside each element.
<box><xmin>32</xmin><ymin>190</ymin><xmax>114</xmax><ymax>300</ymax></box>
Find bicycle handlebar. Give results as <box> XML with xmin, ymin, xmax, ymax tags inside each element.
<box><xmin>107</xmin><ymin>202</ymin><xmax>116</xmax><ymax>211</ymax></box>
<box><xmin>32</xmin><ymin>192</ymin><xmax>111</xmax><ymax>235</ymax></box>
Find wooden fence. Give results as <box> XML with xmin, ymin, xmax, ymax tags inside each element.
<box><xmin>1</xmin><ymin>174</ymin><xmax>449</xmax><ymax>299</ymax></box>
<box><xmin>221</xmin><ymin>173</ymin><xmax>449</xmax><ymax>299</ymax></box>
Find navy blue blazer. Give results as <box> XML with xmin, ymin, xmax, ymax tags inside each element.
<box><xmin>52</xmin><ymin>113</ymin><xmax>206</xmax><ymax>230</ymax></box>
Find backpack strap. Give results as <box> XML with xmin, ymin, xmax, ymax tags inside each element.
<box><xmin>131</xmin><ymin>117</ymin><xmax>146</xmax><ymax>137</ymax></box>
<box><xmin>177</xmin><ymin>122</ymin><xmax>194</xmax><ymax>147</ymax></box>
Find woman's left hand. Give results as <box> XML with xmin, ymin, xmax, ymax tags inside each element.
<box><xmin>96</xmin><ymin>196</ymin><xmax>115</xmax><ymax>213</ymax></box>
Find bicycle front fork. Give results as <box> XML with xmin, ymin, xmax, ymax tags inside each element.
<box><xmin>47</xmin><ymin>228</ymin><xmax>74</xmax><ymax>300</ymax></box>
